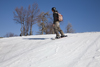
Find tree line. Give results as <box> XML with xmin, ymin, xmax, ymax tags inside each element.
<box><xmin>4</xmin><ymin>3</ymin><xmax>74</xmax><ymax>37</ymax></box>
<box><xmin>13</xmin><ymin>3</ymin><xmax>55</xmax><ymax>36</ymax></box>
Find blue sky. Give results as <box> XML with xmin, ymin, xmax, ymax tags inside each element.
<box><xmin>0</xmin><ymin>0</ymin><xmax>100</xmax><ymax>37</ymax></box>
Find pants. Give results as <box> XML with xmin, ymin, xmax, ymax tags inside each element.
<box><xmin>53</xmin><ymin>21</ymin><xmax>64</xmax><ymax>37</ymax></box>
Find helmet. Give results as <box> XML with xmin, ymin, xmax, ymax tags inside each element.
<box><xmin>52</xmin><ymin>7</ymin><xmax>56</xmax><ymax>11</ymax></box>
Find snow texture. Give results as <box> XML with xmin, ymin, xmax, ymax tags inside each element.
<box><xmin>0</xmin><ymin>32</ymin><xmax>100</xmax><ymax>67</ymax></box>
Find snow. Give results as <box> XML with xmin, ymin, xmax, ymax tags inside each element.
<box><xmin>0</xmin><ymin>32</ymin><xmax>100</xmax><ymax>67</ymax></box>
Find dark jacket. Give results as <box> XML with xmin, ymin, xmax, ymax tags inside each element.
<box><xmin>53</xmin><ymin>11</ymin><xmax>59</xmax><ymax>24</ymax></box>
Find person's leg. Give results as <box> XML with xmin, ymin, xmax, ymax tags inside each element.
<box><xmin>58</xmin><ymin>26</ymin><xmax>64</xmax><ymax>36</ymax></box>
<box><xmin>53</xmin><ymin>22</ymin><xmax>60</xmax><ymax>37</ymax></box>
<box><xmin>56</xmin><ymin>21</ymin><xmax>64</xmax><ymax>36</ymax></box>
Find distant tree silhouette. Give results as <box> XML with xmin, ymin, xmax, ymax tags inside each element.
<box><xmin>4</xmin><ymin>33</ymin><xmax>18</xmax><ymax>37</ymax></box>
<box><xmin>0</xmin><ymin>37</ymin><xmax>3</xmax><ymax>38</ymax></box>
<box><xmin>66</xmin><ymin>22</ymin><xmax>75</xmax><ymax>33</ymax></box>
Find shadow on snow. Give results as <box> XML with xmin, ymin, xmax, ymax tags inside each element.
<box><xmin>23</xmin><ymin>38</ymin><xmax>49</xmax><ymax>40</ymax></box>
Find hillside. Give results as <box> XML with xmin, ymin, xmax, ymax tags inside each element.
<box><xmin>0</xmin><ymin>32</ymin><xmax>100</xmax><ymax>67</ymax></box>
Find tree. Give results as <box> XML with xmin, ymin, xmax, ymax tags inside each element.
<box><xmin>13</xmin><ymin>6</ymin><xmax>27</xmax><ymax>36</ymax></box>
<box><xmin>27</xmin><ymin>3</ymin><xmax>40</xmax><ymax>35</ymax></box>
<box><xmin>66</xmin><ymin>22</ymin><xmax>75</xmax><ymax>33</ymax></box>
<box><xmin>4</xmin><ymin>32</ymin><xmax>18</xmax><ymax>37</ymax></box>
<box><xmin>13</xmin><ymin>3</ymin><xmax>40</xmax><ymax>36</ymax></box>
<box><xmin>45</xmin><ymin>22</ymin><xmax>54</xmax><ymax>34</ymax></box>
<box><xmin>37</xmin><ymin>12</ymin><xmax>54</xmax><ymax>34</ymax></box>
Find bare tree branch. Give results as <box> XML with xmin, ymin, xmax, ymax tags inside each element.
<box><xmin>66</xmin><ymin>22</ymin><xmax>75</xmax><ymax>33</ymax></box>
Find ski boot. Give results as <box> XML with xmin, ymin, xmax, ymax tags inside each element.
<box><xmin>55</xmin><ymin>36</ymin><xmax>61</xmax><ymax>39</ymax></box>
<box><xmin>61</xmin><ymin>35</ymin><xmax>67</xmax><ymax>38</ymax></box>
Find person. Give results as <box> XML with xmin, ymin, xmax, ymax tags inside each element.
<box><xmin>52</xmin><ymin>7</ymin><xmax>66</xmax><ymax>39</ymax></box>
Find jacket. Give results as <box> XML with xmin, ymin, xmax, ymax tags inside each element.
<box><xmin>53</xmin><ymin>11</ymin><xmax>59</xmax><ymax>24</ymax></box>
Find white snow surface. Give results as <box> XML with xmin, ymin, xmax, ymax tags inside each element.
<box><xmin>0</xmin><ymin>32</ymin><xmax>100</xmax><ymax>67</ymax></box>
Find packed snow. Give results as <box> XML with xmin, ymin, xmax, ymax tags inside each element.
<box><xmin>0</xmin><ymin>32</ymin><xmax>100</xmax><ymax>67</ymax></box>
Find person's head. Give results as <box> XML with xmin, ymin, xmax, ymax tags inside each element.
<box><xmin>52</xmin><ymin>7</ymin><xmax>56</xmax><ymax>12</ymax></box>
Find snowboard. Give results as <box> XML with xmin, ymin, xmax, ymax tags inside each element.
<box><xmin>51</xmin><ymin>35</ymin><xmax>67</xmax><ymax>40</ymax></box>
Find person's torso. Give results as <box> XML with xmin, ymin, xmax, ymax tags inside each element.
<box><xmin>53</xmin><ymin>12</ymin><xmax>59</xmax><ymax>21</ymax></box>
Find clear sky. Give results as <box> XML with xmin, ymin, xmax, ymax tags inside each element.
<box><xmin>0</xmin><ymin>0</ymin><xmax>100</xmax><ymax>37</ymax></box>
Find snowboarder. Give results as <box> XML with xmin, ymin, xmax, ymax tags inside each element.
<box><xmin>51</xmin><ymin>7</ymin><xmax>66</xmax><ymax>39</ymax></box>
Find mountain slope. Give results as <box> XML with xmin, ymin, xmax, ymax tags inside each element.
<box><xmin>0</xmin><ymin>32</ymin><xmax>100</xmax><ymax>67</ymax></box>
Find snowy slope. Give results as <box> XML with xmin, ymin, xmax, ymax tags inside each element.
<box><xmin>0</xmin><ymin>32</ymin><xmax>100</xmax><ymax>67</ymax></box>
